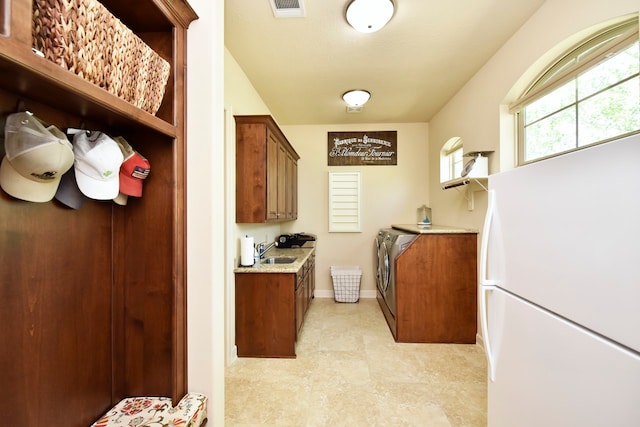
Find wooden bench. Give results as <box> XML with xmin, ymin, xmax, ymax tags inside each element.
<box><xmin>91</xmin><ymin>393</ymin><xmax>207</xmax><ymax>426</ymax></box>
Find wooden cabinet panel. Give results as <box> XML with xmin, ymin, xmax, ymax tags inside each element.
<box><xmin>309</xmin><ymin>253</ymin><xmax>315</xmax><ymax>303</ymax></box>
<box><xmin>267</xmin><ymin>131</ymin><xmax>279</xmax><ymax>220</ymax></box>
<box><xmin>0</xmin><ymin>198</ymin><xmax>113</xmax><ymax>426</ymax></box>
<box><xmin>296</xmin><ymin>273</ymin><xmax>305</xmax><ymax>337</ymax></box>
<box><xmin>0</xmin><ymin>1</ymin><xmax>197</xmax><ymax>425</ymax></box>
<box><xmin>392</xmin><ymin>233</ymin><xmax>477</xmax><ymax>343</ymax></box>
<box><xmin>235</xmin><ymin>273</ymin><xmax>296</xmax><ymax>358</ymax></box>
<box><xmin>286</xmin><ymin>151</ymin><xmax>298</xmax><ymax>220</ymax></box>
<box><xmin>277</xmin><ymin>140</ymin><xmax>287</xmax><ymax>220</ymax></box>
<box><xmin>235</xmin><ymin>115</ymin><xmax>299</xmax><ymax>223</ymax></box>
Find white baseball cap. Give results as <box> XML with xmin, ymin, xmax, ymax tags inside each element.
<box><xmin>73</xmin><ymin>131</ymin><xmax>124</xmax><ymax>200</ymax></box>
<box><xmin>0</xmin><ymin>112</ymin><xmax>74</xmax><ymax>202</ymax></box>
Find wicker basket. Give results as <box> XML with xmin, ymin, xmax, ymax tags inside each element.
<box><xmin>32</xmin><ymin>0</ymin><xmax>170</xmax><ymax>115</ymax></box>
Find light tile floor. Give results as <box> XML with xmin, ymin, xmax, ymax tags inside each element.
<box><xmin>225</xmin><ymin>298</ymin><xmax>487</xmax><ymax>426</ymax></box>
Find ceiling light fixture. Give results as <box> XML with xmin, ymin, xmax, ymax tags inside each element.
<box><xmin>345</xmin><ymin>0</ymin><xmax>394</xmax><ymax>33</ymax></box>
<box><xmin>342</xmin><ymin>90</ymin><xmax>371</xmax><ymax>107</ymax></box>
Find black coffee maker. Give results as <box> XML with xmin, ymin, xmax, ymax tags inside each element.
<box><xmin>275</xmin><ymin>233</ymin><xmax>316</xmax><ymax>248</ymax></box>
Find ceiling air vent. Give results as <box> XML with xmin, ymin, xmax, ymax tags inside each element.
<box><xmin>270</xmin><ymin>0</ymin><xmax>306</xmax><ymax>18</ymax></box>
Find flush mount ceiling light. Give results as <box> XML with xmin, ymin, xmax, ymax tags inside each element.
<box><xmin>345</xmin><ymin>0</ymin><xmax>394</xmax><ymax>33</ymax></box>
<box><xmin>342</xmin><ymin>90</ymin><xmax>371</xmax><ymax>107</ymax></box>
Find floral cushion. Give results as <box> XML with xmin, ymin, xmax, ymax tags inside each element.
<box><xmin>91</xmin><ymin>393</ymin><xmax>207</xmax><ymax>427</ymax></box>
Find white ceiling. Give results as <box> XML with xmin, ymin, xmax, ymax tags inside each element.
<box><xmin>224</xmin><ymin>0</ymin><xmax>545</xmax><ymax>125</ymax></box>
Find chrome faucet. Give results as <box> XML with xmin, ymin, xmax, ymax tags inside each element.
<box><xmin>256</xmin><ymin>241</ymin><xmax>275</xmax><ymax>259</ymax></box>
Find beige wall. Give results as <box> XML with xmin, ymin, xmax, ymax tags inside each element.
<box><xmin>428</xmin><ymin>0</ymin><xmax>639</xmax><ymax>236</ymax></box>
<box><xmin>280</xmin><ymin>123</ymin><xmax>429</xmax><ymax>295</ymax></box>
<box><xmin>224</xmin><ymin>47</ymin><xmax>282</xmax><ymax>263</ymax></box>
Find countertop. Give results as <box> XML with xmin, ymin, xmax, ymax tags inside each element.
<box><xmin>234</xmin><ymin>247</ymin><xmax>315</xmax><ymax>273</ymax></box>
<box><xmin>391</xmin><ymin>224</ymin><xmax>478</xmax><ymax>234</ymax></box>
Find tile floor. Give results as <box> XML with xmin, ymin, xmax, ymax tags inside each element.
<box><xmin>225</xmin><ymin>298</ymin><xmax>487</xmax><ymax>426</ymax></box>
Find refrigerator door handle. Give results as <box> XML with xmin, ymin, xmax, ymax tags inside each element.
<box><xmin>480</xmin><ymin>284</ymin><xmax>496</xmax><ymax>382</ymax></box>
<box><xmin>480</xmin><ymin>189</ymin><xmax>497</xmax><ymax>287</ymax></box>
<box><xmin>480</xmin><ymin>189</ymin><xmax>497</xmax><ymax>381</ymax></box>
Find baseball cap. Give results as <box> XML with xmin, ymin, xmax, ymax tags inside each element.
<box><xmin>73</xmin><ymin>131</ymin><xmax>124</xmax><ymax>200</ymax></box>
<box><xmin>114</xmin><ymin>136</ymin><xmax>151</xmax><ymax>198</ymax></box>
<box><xmin>54</xmin><ymin>167</ymin><xmax>86</xmax><ymax>209</ymax></box>
<box><xmin>0</xmin><ymin>112</ymin><xmax>74</xmax><ymax>202</ymax></box>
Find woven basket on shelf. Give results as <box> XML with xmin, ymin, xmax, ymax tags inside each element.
<box><xmin>32</xmin><ymin>0</ymin><xmax>170</xmax><ymax>115</ymax></box>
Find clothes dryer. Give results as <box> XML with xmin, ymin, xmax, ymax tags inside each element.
<box><xmin>375</xmin><ymin>229</ymin><xmax>418</xmax><ymax>318</ymax></box>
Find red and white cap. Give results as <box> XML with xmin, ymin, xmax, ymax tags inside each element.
<box><xmin>114</xmin><ymin>136</ymin><xmax>150</xmax><ymax>198</ymax></box>
<box><xmin>111</xmin><ymin>137</ymin><xmax>151</xmax><ymax>206</ymax></box>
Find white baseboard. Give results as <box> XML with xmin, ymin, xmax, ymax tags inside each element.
<box><xmin>227</xmin><ymin>345</ymin><xmax>238</xmax><ymax>367</ymax></box>
<box><xmin>313</xmin><ymin>289</ymin><xmax>377</xmax><ymax>299</ymax></box>
<box><xmin>475</xmin><ymin>332</ymin><xmax>484</xmax><ymax>351</ymax></box>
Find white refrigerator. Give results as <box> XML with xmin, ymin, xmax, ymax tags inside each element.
<box><xmin>480</xmin><ymin>134</ymin><xmax>640</xmax><ymax>426</ymax></box>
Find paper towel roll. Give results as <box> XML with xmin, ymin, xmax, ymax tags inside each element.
<box><xmin>240</xmin><ymin>236</ymin><xmax>255</xmax><ymax>266</ymax></box>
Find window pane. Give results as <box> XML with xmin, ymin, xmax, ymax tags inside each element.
<box><xmin>578</xmin><ymin>41</ymin><xmax>640</xmax><ymax>99</ymax></box>
<box><xmin>452</xmin><ymin>148</ymin><xmax>463</xmax><ymax>178</ymax></box>
<box><xmin>525</xmin><ymin>80</ymin><xmax>576</xmax><ymax>124</ymax></box>
<box><xmin>524</xmin><ymin>108</ymin><xmax>576</xmax><ymax>161</ymax></box>
<box><xmin>578</xmin><ymin>76</ymin><xmax>640</xmax><ymax>146</ymax></box>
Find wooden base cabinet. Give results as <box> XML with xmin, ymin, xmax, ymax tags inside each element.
<box><xmin>0</xmin><ymin>1</ymin><xmax>197</xmax><ymax>426</ymax></box>
<box><xmin>380</xmin><ymin>233</ymin><xmax>478</xmax><ymax>343</ymax></box>
<box><xmin>235</xmin><ymin>254</ymin><xmax>315</xmax><ymax>358</ymax></box>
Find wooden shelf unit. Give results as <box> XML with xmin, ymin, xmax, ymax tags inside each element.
<box><xmin>0</xmin><ymin>1</ymin><xmax>198</xmax><ymax>426</ymax></box>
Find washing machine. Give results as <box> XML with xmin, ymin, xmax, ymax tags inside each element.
<box><xmin>375</xmin><ymin>228</ymin><xmax>418</xmax><ymax>318</ymax></box>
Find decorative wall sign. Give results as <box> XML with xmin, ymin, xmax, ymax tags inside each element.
<box><xmin>328</xmin><ymin>131</ymin><xmax>397</xmax><ymax>166</ymax></box>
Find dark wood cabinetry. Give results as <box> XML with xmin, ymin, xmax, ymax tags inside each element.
<box><xmin>378</xmin><ymin>233</ymin><xmax>478</xmax><ymax>343</ymax></box>
<box><xmin>287</xmin><ymin>152</ymin><xmax>298</xmax><ymax>220</ymax></box>
<box><xmin>235</xmin><ymin>115</ymin><xmax>299</xmax><ymax>223</ymax></box>
<box><xmin>296</xmin><ymin>252</ymin><xmax>315</xmax><ymax>337</ymax></box>
<box><xmin>235</xmin><ymin>253</ymin><xmax>315</xmax><ymax>358</ymax></box>
<box><xmin>0</xmin><ymin>1</ymin><xmax>197</xmax><ymax>426</ymax></box>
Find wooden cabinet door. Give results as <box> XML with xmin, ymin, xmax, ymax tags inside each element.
<box><xmin>267</xmin><ymin>131</ymin><xmax>279</xmax><ymax>220</ymax></box>
<box><xmin>308</xmin><ymin>254</ymin><xmax>315</xmax><ymax>303</ymax></box>
<box><xmin>285</xmin><ymin>151</ymin><xmax>297</xmax><ymax>220</ymax></box>
<box><xmin>295</xmin><ymin>274</ymin><xmax>305</xmax><ymax>338</ymax></box>
<box><xmin>277</xmin><ymin>141</ymin><xmax>287</xmax><ymax>220</ymax></box>
<box><xmin>292</xmin><ymin>160</ymin><xmax>298</xmax><ymax>219</ymax></box>
<box><xmin>235</xmin><ymin>273</ymin><xmax>296</xmax><ymax>358</ymax></box>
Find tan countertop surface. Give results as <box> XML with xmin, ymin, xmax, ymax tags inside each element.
<box><xmin>391</xmin><ymin>224</ymin><xmax>479</xmax><ymax>234</ymax></box>
<box><xmin>234</xmin><ymin>247</ymin><xmax>315</xmax><ymax>273</ymax></box>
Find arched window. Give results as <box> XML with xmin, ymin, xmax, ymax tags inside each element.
<box><xmin>440</xmin><ymin>137</ymin><xmax>463</xmax><ymax>183</ymax></box>
<box><xmin>510</xmin><ymin>17</ymin><xmax>639</xmax><ymax>165</ymax></box>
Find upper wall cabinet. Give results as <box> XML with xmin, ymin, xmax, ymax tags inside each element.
<box><xmin>235</xmin><ymin>115</ymin><xmax>300</xmax><ymax>223</ymax></box>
